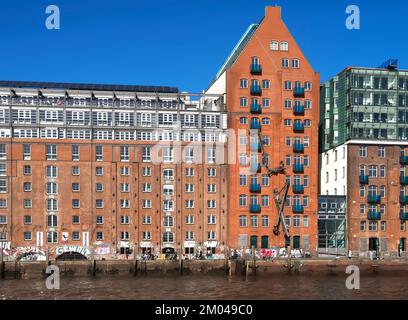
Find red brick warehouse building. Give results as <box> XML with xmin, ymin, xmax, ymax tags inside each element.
<box><xmin>207</xmin><ymin>6</ymin><xmax>320</xmax><ymax>253</ymax></box>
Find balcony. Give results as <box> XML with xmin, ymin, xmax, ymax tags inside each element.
<box><xmin>250</xmin><ymin>85</ymin><xmax>262</xmax><ymax>96</ymax></box>
<box><xmin>250</xmin><ymin>64</ymin><xmax>262</xmax><ymax>75</ymax></box>
<box><xmin>401</xmin><ymin>176</ymin><xmax>408</xmax><ymax>185</ymax></box>
<box><xmin>293</xmin><ymin>87</ymin><xmax>305</xmax><ymax>98</ymax></box>
<box><xmin>293</xmin><ymin>143</ymin><xmax>304</xmax><ymax>153</ymax></box>
<box><xmin>293</xmin><ymin>184</ymin><xmax>304</xmax><ymax>194</ymax></box>
<box><xmin>250</xmin><ymin>118</ymin><xmax>261</xmax><ymax>130</ymax></box>
<box><xmin>367</xmin><ymin>194</ymin><xmax>381</xmax><ymax>204</ymax></box>
<box><xmin>400</xmin><ymin>196</ymin><xmax>408</xmax><ymax>205</ymax></box>
<box><xmin>250</xmin><ymin>142</ymin><xmax>262</xmax><ymax>153</ymax></box>
<box><xmin>293</xmin><ymin>164</ymin><xmax>304</xmax><ymax>174</ymax></box>
<box><xmin>250</xmin><ymin>102</ymin><xmax>262</xmax><ymax>114</ymax></box>
<box><xmin>250</xmin><ymin>162</ymin><xmax>261</xmax><ymax>174</ymax></box>
<box><xmin>292</xmin><ymin>205</ymin><xmax>304</xmax><ymax>214</ymax></box>
<box><xmin>368</xmin><ymin>210</ymin><xmax>381</xmax><ymax>221</ymax></box>
<box><xmin>400</xmin><ymin>156</ymin><xmax>408</xmax><ymax>165</ymax></box>
<box><xmin>250</xmin><ymin>204</ymin><xmax>261</xmax><ymax>213</ymax></box>
<box><xmin>293</xmin><ymin>105</ymin><xmax>305</xmax><ymax>116</ymax></box>
<box><xmin>250</xmin><ymin>183</ymin><xmax>261</xmax><ymax>193</ymax></box>
<box><xmin>293</xmin><ymin>122</ymin><xmax>304</xmax><ymax>133</ymax></box>
<box><xmin>359</xmin><ymin>175</ymin><xmax>369</xmax><ymax>185</ymax></box>
<box><xmin>401</xmin><ymin>212</ymin><xmax>408</xmax><ymax>221</ymax></box>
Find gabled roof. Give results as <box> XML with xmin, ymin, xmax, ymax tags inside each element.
<box><xmin>209</xmin><ymin>21</ymin><xmax>262</xmax><ymax>87</ymax></box>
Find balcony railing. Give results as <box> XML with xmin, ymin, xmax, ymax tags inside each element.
<box><xmin>250</xmin><ymin>204</ymin><xmax>261</xmax><ymax>213</ymax></box>
<box><xmin>293</xmin><ymin>184</ymin><xmax>304</xmax><ymax>194</ymax></box>
<box><xmin>401</xmin><ymin>176</ymin><xmax>408</xmax><ymax>185</ymax></box>
<box><xmin>401</xmin><ymin>212</ymin><xmax>408</xmax><ymax>221</ymax></box>
<box><xmin>250</xmin><ymin>118</ymin><xmax>261</xmax><ymax>130</ymax></box>
<box><xmin>250</xmin><ymin>64</ymin><xmax>262</xmax><ymax>75</ymax></box>
<box><xmin>293</xmin><ymin>164</ymin><xmax>304</xmax><ymax>174</ymax></box>
<box><xmin>250</xmin><ymin>183</ymin><xmax>261</xmax><ymax>193</ymax></box>
<box><xmin>400</xmin><ymin>156</ymin><xmax>408</xmax><ymax>165</ymax></box>
<box><xmin>400</xmin><ymin>196</ymin><xmax>408</xmax><ymax>205</ymax></box>
<box><xmin>293</xmin><ymin>122</ymin><xmax>304</xmax><ymax>133</ymax></box>
<box><xmin>250</xmin><ymin>103</ymin><xmax>262</xmax><ymax>114</ymax></box>
<box><xmin>250</xmin><ymin>85</ymin><xmax>262</xmax><ymax>96</ymax></box>
<box><xmin>368</xmin><ymin>210</ymin><xmax>381</xmax><ymax>220</ymax></box>
<box><xmin>293</xmin><ymin>87</ymin><xmax>305</xmax><ymax>98</ymax></box>
<box><xmin>367</xmin><ymin>194</ymin><xmax>381</xmax><ymax>204</ymax></box>
<box><xmin>293</xmin><ymin>205</ymin><xmax>304</xmax><ymax>214</ymax></box>
<box><xmin>293</xmin><ymin>105</ymin><xmax>305</xmax><ymax>116</ymax></box>
<box><xmin>359</xmin><ymin>175</ymin><xmax>369</xmax><ymax>184</ymax></box>
<box><xmin>293</xmin><ymin>143</ymin><xmax>304</xmax><ymax>153</ymax></box>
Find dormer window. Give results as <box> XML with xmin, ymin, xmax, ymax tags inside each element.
<box><xmin>280</xmin><ymin>41</ymin><xmax>289</xmax><ymax>51</ymax></box>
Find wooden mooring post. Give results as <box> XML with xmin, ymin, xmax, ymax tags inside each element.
<box><xmin>133</xmin><ymin>256</ymin><xmax>138</xmax><ymax>277</ymax></box>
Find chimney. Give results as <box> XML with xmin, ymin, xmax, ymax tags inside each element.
<box><xmin>265</xmin><ymin>6</ymin><xmax>281</xmax><ymax>19</ymax></box>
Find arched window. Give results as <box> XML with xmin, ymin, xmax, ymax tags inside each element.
<box><xmin>239</xmin><ymin>215</ymin><xmax>247</xmax><ymax>227</ymax></box>
<box><xmin>270</xmin><ymin>41</ymin><xmax>279</xmax><ymax>51</ymax></box>
<box><xmin>280</xmin><ymin>41</ymin><xmax>289</xmax><ymax>51</ymax></box>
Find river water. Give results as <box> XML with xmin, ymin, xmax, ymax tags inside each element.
<box><xmin>0</xmin><ymin>274</ymin><xmax>407</xmax><ymax>300</ymax></box>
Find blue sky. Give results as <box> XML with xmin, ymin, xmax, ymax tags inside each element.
<box><xmin>0</xmin><ymin>0</ymin><xmax>406</xmax><ymax>92</ymax></box>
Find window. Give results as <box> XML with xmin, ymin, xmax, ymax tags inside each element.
<box><xmin>24</xmin><ymin>232</ymin><xmax>32</xmax><ymax>241</ymax></box>
<box><xmin>207</xmin><ymin>215</ymin><xmax>216</xmax><ymax>225</ymax></box>
<box><xmin>120</xmin><ymin>146</ymin><xmax>130</xmax><ymax>162</ymax></box>
<box><xmin>72</xmin><ymin>183</ymin><xmax>80</xmax><ymax>192</ymax></box>
<box><xmin>380</xmin><ymin>165</ymin><xmax>386</xmax><ymax>177</ymax></box>
<box><xmin>185</xmin><ymin>215</ymin><xmax>194</xmax><ymax>224</ymax></box>
<box><xmin>96</xmin><ymin>145</ymin><xmax>103</xmax><ymax>161</ymax></box>
<box><xmin>240</xmin><ymin>117</ymin><xmax>248</xmax><ymax>125</ymax></box>
<box><xmin>262</xmin><ymin>80</ymin><xmax>270</xmax><ymax>89</ymax></box>
<box><xmin>96</xmin><ymin>232</ymin><xmax>104</xmax><ymax>240</ymax></box>
<box><xmin>0</xmin><ymin>199</ymin><xmax>6</xmax><ymax>208</ymax></box>
<box><xmin>185</xmin><ymin>200</ymin><xmax>194</xmax><ymax>208</ymax></box>
<box><xmin>240</xmin><ymin>97</ymin><xmax>248</xmax><ymax>107</ymax></box>
<box><xmin>24</xmin><ymin>165</ymin><xmax>31</xmax><ymax>175</ymax></box>
<box><xmin>359</xmin><ymin>146</ymin><xmax>367</xmax><ymax>157</ymax></box>
<box><xmin>263</xmin><ymin>98</ymin><xmax>270</xmax><ymax>108</ymax></box>
<box><xmin>240</xmin><ymin>79</ymin><xmax>248</xmax><ymax>88</ymax></box>
<box><xmin>239</xmin><ymin>195</ymin><xmax>247</xmax><ymax>206</ymax></box>
<box><xmin>381</xmin><ymin>221</ymin><xmax>386</xmax><ymax>231</ymax></box>
<box><xmin>121</xmin><ymin>232</ymin><xmax>130</xmax><ymax>241</ymax></box>
<box><xmin>96</xmin><ymin>216</ymin><xmax>104</xmax><ymax>225</ymax></box>
<box><xmin>270</xmin><ymin>41</ymin><xmax>279</xmax><ymax>51</ymax></box>
<box><xmin>163</xmin><ymin>169</ymin><xmax>174</xmax><ymax>180</ymax></box>
<box><xmin>72</xmin><ymin>199</ymin><xmax>80</xmax><ymax>209</ymax></box>
<box><xmin>96</xmin><ymin>183</ymin><xmax>104</xmax><ymax>192</ymax></box>
<box><xmin>120</xmin><ymin>199</ymin><xmax>130</xmax><ymax>208</ymax></box>
<box><xmin>378</xmin><ymin>146</ymin><xmax>385</xmax><ymax>158</ymax></box>
<box><xmin>284</xmin><ymin>99</ymin><xmax>292</xmax><ymax>109</ymax></box>
<box><xmin>303</xmin><ymin>215</ymin><xmax>309</xmax><ymax>227</ymax></box>
<box><xmin>207</xmin><ymin>231</ymin><xmax>216</xmax><ymax>240</ymax></box>
<box><xmin>369</xmin><ymin>221</ymin><xmax>377</xmax><ymax>231</ymax></box>
<box><xmin>280</xmin><ymin>41</ymin><xmax>288</xmax><ymax>51</ymax></box>
<box><xmin>23</xmin><ymin>144</ymin><xmax>31</xmax><ymax>160</ymax></box>
<box><xmin>207</xmin><ymin>184</ymin><xmax>216</xmax><ymax>193</ymax></box>
<box><xmin>142</xmin><ymin>215</ymin><xmax>152</xmax><ymax>225</ymax></box>
<box><xmin>368</xmin><ymin>165</ymin><xmax>377</xmax><ymax>177</ymax></box>
<box><xmin>292</xmin><ymin>59</ymin><xmax>300</xmax><ymax>68</ymax></box>
<box><xmin>207</xmin><ymin>148</ymin><xmax>216</xmax><ymax>164</ymax></box>
<box><xmin>281</xmin><ymin>58</ymin><xmax>289</xmax><ymax>68</ymax></box>
<box><xmin>46</xmin><ymin>182</ymin><xmax>57</xmax><ymax>195</ymax></box>
<box><xmin>23</xmin><ymin>182</ymin><xmax>32</xmax><ymax>192</ymax></box>
<box><xmin>72</xmin><ymin>145</ymin><xmax>79</xmax><ymax>161</ymax></box>
<box><xmin>142</xmin><ymin>200</ymin><xmax>152</xmax><ymax>208</ymax></box>
<box><xmin>250</xmin><ymin>216</ymin><xmax>258</xmax><ymax>228</ymax></box>
<box><xmin>24</xmin><ymin>199</ymin><xmax>32</xmax><ymax>208</ymax></box>
<box><xmin>207</xmin><ymin>168</ymin><xmax>216</xmax><ymax>177</ymax></box>
<box><xmin>46</xmin><ymin>144</ymin><xmax>57</xmax><ymax>160</ymax></box>
<box><xmin>47</xmin><ymin>215</ymin><xmax>57</xmax><ymax>227</ymax></box>
<box><xmin>142</xmin><ymin>146</ymin><xmax>151</xmax><ymax>162</ymax></box>
<box><xmin>185</xmin><ymin>231</ymin><xmax>195</xmax><ymax>240</ymax></box>
<box><xmin>72</xmin><ymin>166</ymin><xmax>80</xmax><ymax>176</ymax></box>
<box><xmin>0</xmin><ymin>215</ymin><xmax>6</xmax><ymax>224</ymax></box>
<box><xmin>239</xmin><ymin>215</ymin><xmax>247</xmax><ymax>227</ymax></box>
<box><xmin>360</xmin><ymin>221</ymin><xmax>366</xmax><ymax>231</ymax></box>
<box><xmin>284</xmin><ymin>81</ymin><xmax>292</xmax><ymax>90</ymax></box>
<box><xmin>163</xmin><ymin>232</ymin><xmax>174</xmax><ymax>243</ymax></box>
<box><xmin>72</xmin><ymin>215</ymin><xmax>80</xmax><ymax>224</ymax></box>
<box><xmin>121</xmin><ymin>166</ymin><xmax>130</xmax><ymax>176</ymax></box>
<box><xmin>47</xmin><ymin>198</ymin><xmax>57</xmax><ymax>211</ymax></box>
<box><xmin>261</xmin><ymin>195</ymin><xmax>269</xmax><ymax>207</ymax></box>
<box><xmin>293</xmin><ymin>215</ymin><xmax>300</xmax><ymax>227</ymax></box>
<box><xmin>142</xmin><ymin>167</ymin><xmax>151</xmax><ymax>177</ymax></box>
<box><xmin>185</xmin><ymin>168</ymin><xmax>194</xmax><ymax>176</ymax></box>
<box><xmin>95</xmin><ymin>167</ymin><xmax>103</xmax><ymax>176</ymax></box>
<box><xmin>46</xmin><ymin>165</ymin><xmax>57</xmax><ymax>179</ymax></box>
<box><xmin>142</xmin><ymin>231</ymin><xmax>151</xmax><ymax>240</ymax></box>
<box><xmin>207</xmin><ymin>200</ymin><xmax>216</xmax><ymax>209</ymax></box>
<box><xmin>0</xmin><ymin>144</ymin><xmax>6</xmax><ymax>160</ymax></box>
<box><xmin>47</xmin><ymin>231</ymin><xmax>57</xmax><ymax>243</ymax></box>
<box><xmin>72</xmin><ymin>232</ymin><xmax>80</xmax><ymax>241</ymax></box>
<box><xmin>262</xmin><ymin>215</ymin><xmax>269</xmax><ymax>227</ymax></box>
